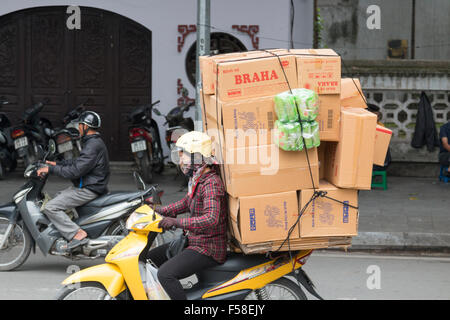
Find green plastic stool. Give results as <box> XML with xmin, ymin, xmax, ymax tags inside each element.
<box><xmin>371</xmin><ymin>170</ymin><xmax>387</xmax><ymax>190</ymax></box>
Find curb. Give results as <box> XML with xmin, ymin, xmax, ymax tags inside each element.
<box><xmin>349</xmin><ymin>231</ymin><xmax>450</xmax><ymax>250</ymax></box>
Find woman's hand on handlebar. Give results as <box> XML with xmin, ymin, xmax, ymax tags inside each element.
<box><xmin>46</xmin><ymin>161</ymin><xmax>56</xmax><ymax>166</ymax></box>
<box><xmin>158</xmin><ymin>217</ymin><xmax>181</xmax><ymax>231</ymax></box>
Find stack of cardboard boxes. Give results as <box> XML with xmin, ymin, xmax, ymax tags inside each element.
<box><xmin>199</xmin><ymin>49</ymin><xmax>392</xmax><ymax>254</ymax></box>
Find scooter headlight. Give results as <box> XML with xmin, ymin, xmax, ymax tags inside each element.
<box><xmin>24</xmin><ymin>164</ymin><xmax>35</xmax><ymax>178</ymax></box>
<box><xmin>126</xmin><ymin>211</ymin><xmax>148</xmax><ymax>229</ymax></box>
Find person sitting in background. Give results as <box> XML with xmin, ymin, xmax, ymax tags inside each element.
<box><xmin>438</xmin><ymin>121</ymin><xmax>450</xmax><ymax>176</ymax></box>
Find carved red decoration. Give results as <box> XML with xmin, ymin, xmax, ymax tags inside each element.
<box><xmin>177</xmin><ymin>78</ymin><xmax>196</xmax><ymax>106</ymax></box>
<box><xmin>177</xmin><ymin>24</ymin><xmax>197</xmax><ymax>52</ymax></box>
<box><xmin>232</xmin><ymin>25</ymin><xmax>260</xmax><ymax>49</ymax></box>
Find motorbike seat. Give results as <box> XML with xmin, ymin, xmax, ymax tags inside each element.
<box><xmin>82</xmin><ymin>190</ymin><xmax>146</xmax><ymax>208</ymax></box>
<box><xmin>204</xmin><ymin>252</ymin><xmax>270</xmax><ymax>273</ymax></box>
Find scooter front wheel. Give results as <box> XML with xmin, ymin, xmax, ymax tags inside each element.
<box><xmin>57</xmin><ymin>281</ymin><xmax>121</xmax><ymax>300</ymax></box>
<box><xmin>0</xmin><ymin>218</ymin><xmax>32</xmax><ymax>271</ymax></box>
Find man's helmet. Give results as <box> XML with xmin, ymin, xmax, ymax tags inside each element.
<box><xmin>79</xmin><ymin>111</ymin><xmax>101</xmax><ymax>129</ymax></box>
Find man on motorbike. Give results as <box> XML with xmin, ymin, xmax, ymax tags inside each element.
<box><xmin>37</xmin><ymin>111</ymin><xmax>110</xmax><ymax>251</ymax></box>
<box><xmin>146</xmin><ymin>131</ymin><xmax>228</xmax><ymax>300</ymax></box>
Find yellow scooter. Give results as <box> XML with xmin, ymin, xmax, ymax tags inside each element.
<box><xmin>57</xmin><ymin>204</ymin><xmax>322</xmax><ymax>300</ymax></box>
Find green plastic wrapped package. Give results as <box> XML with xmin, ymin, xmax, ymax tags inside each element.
<box><xmin>274</xmin><ymin>120</ymin><xmax>304</xmax><ymax>151</ymax></box>
<box><xmin>301</xmin><ymin>121</ymin><xmax>320</xmax><ymax>149</ymax></box>
<box><xmin>273</xmin><ymin>93</ymin><xmax>299</xmax><ymax>123</ymax></box>
<box><xmin>294</xmin><ymin>88</ymin><xmax>320</xmax><ymax>121</ymax></box>
<box><xmin>274</xmin><ymin>88</ymin><xmax>320</xmax><ymax>122</ymax></box>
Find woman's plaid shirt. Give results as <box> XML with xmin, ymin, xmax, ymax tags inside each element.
<box><xmin>156</xmin><ymin>168</ymin><xmax>228</xmax><ymax>264</ymax></box>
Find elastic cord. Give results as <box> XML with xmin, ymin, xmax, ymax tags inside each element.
<box><xmin>260</xmin><ymin>49</ymin><xmax>317</xmax><ymax>191</ymax></box>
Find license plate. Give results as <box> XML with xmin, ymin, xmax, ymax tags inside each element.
<box><xmin>14</xmin><ymin>137</ymin><xmax>28</xmax><ymax>149</ymax></box>
<box><xmin>58</xmin><ymin>141</ymin><xmax>73</xmax><ymax>154</ymax></box>
<box><xmin>131</xmin><ymin>140</ymin><xmax>147</xmax><ymax>152</ymax></box>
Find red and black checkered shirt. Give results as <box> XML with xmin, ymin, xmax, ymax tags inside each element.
<box><xmin>156</xmin><ymin>168</ymin><xmax>228</xmax><ymax>264</ymax></box>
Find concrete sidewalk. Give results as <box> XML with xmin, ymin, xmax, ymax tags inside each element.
<box><xmin>354</xmin><ymin>175</ymin><xmax>450</xmax><ymax>251</ymax></box>
<box><xmin>1</xmin><ymin>164</ymin><xmax>449</xmax><ymax>252</ymax></box>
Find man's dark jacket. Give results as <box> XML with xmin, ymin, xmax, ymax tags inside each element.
<box><xmin>49</xmin><ymin>134</ymin><xmax>110</xmax><ymax>195</ymax></box>
<box><xmin>411</xmin><ymin>91</ymin><xmax>440</xmax><ymax>152</ymax></box>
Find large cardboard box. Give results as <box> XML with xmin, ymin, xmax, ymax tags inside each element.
<box><xmin>298</xmin><ymin>180</ymin><xmax>359</xmax><ymax>238</ymax></box>
<box><xmin>200</xmin><ymin>50</ymin><xmax>291</xmax><ymax>95</ymax></box>
<box><xmin>201</xmin><ymin>52</ymin><xmax>297</xmax><ymax>101</ymax></box>
<box><xmin>293</xmin><ymin>49</ymin><xmax>341</xmax><ymax>95</ymax></box>
<box><xmin>222</xmin><ymin>144</ymin><xmax>319</xmax><ymax>197</ymax></box>
<box><xmin>209</xmin><ymin>95</ymin><xmax>276</xmax><ymax>148</ymax></box>
<box><xmin>324</xmin><ymin>108</ymin><xmax>377</xmax><ymax>190</ymax></box>
<box><xmin>341</xmin><ymin>78</ymin><xmax>367</xmax><ymax>108</ymax></box>
<box><xmin>373</xmin><ymin>125</ymin><xmax>392</xmax><ymax>166</ymax></box>
<box><xmin>316</xmin><ymin>94</ymin><xmax>340</xmax><ymax>141</ymax></box>
<box><xmin>229</xmin><ymin>191</ymin><xmax>300</xmax><ymax>244</ymax></box>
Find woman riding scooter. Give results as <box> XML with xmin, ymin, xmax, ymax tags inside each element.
<box><xmin>146</xmin><ymin>131</ymin><xmax>227</xmax><ymax>300</ymax></box>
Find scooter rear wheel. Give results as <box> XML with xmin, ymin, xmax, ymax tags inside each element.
<box><xmin>0</xmin><ymin>218</ymin><xmax>32</xmax><ymax>271</ymax></box>
<box><xmin>244</xmin><ymin>277</ymin><xmax>307</xmax><ymax>300</ymax></box>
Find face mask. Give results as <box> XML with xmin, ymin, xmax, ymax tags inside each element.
<box><xmin>178</xmin><ymin>152</ymin><xmax>203</xmax><ymax>177</ymax></box>
<box><xmin>180</xmin><ymin>162</ymin><xmax>203</xmax><ymax>178</ymax></box>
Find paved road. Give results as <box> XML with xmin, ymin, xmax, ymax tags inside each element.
<box><xmin>302</xmin><ymin>251</ymin><xmax>450</xmax><ymax>300</ymax></box>
<box><xmin>0</xmin><ymin>250</ymin><xmax>449</xmax><ymax>300</ymax></box>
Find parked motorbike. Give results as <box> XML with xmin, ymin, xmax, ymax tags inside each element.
<box><xmin>127</xmin><ymin>100</ymin><xmax>164</xmax><ymax>183</ymax></box>
<box><xmin>153</xmin><ymin>100</ymin><xmax>195</xmax><ymax>152</ymax></box>
<box><xmin>0</xmin><ymin>145</ymin><xmax>164</xmax><ymax>271</ymax></box>
<box><xmin>10</xmin><ymin>99</ymin><xmax>53</xmax><ymax>167</ymax></box>
<box><xmin>49</xmin><ymin>104</ymin><xmax>85</xmax><ymax>161</ymax></box>
<box><xmin>0</xmin><ymin>97</ymin><xmax>17</xmax><ymax>178</ymax></box>
<box><xmin>153</xmin><ymin>100</ymin><xmax>195</xmax><ymax>188</ymax></box>
<box><xmin>58</xmin><ymin>204</ymin><xmax>323</xmax><ymax>300</ymax></box>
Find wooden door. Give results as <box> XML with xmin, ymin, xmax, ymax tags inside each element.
<box><xmin>0</xmin><ymin>6</ymin><xmax>152</xmax><ymax>160</ymax></box>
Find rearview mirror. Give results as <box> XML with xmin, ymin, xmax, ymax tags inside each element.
<box><xmin>150</xmin><ymin>186</ymin><xmax>162</xmax><ymax>206</ymax></box>
<box><xmin>133</xmin><ymin>171</ymin><xmax>146</xmax><ymax>191</ymax></box>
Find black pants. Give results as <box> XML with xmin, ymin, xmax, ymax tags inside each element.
<box><xmin>146</xmin><ymin>243</ymin><xmax>219</xmax><ymax>300</ymax></box>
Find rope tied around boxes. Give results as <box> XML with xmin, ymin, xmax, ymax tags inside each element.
<box><xmin>259</xmin><ymin>50</ymin><xmax>360</xmax><ymax>260</ymax></box>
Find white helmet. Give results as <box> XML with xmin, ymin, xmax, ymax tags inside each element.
<box><xmin>175</xmin><ymin>131</ymin><xmax>212</xmax><ymax>158</ymax></box>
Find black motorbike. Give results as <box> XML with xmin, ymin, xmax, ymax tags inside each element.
<box><xmin>0</xmin><ymin>145</ymin><xmax>164</xmax><ymax>271</ymax></box>
<box><xmin>153</xmin><ymin>100</ymin><xmax>195</xmax><ymax>189</ymax></box>
<box><xmin>49</xmin><ymin>104</ymin><xmax>85</xmax><ymax>161</ymax></box>
<box><xmin>10</xmin><ymin>99</ymin><xmax>53</xmax><ymax>167</ymax></box>
<box><xmin>153</xmin><ymin>100</ymin><xmax>195</xmax><ymax>153</ymax></box>
<box><xmin>127</xmin><ymin>100</ymin><xmax>164</xmax><ymax>184</ymax></box>
<box><xmin>0</xmin><ymin>97</ymin><xmax>17</xmax><ymax>178</ymax></box>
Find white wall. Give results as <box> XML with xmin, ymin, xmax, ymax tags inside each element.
<box><xmin>1</xmin><ymin>0</ymin><xmax>313</xmax><ymax>158</ymax></box>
